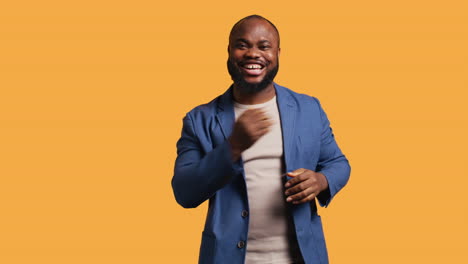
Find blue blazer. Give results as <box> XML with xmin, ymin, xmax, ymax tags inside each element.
<box><xmin>172</xmin><ymin>83</ymin><xmax>350</xmax><ymax>264</ymax></box>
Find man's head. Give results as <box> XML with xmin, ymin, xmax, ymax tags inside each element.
<box><xmin>227</xmin><ymin>15</ymin><xmax>280</xmax><ymax>94</ymax></box>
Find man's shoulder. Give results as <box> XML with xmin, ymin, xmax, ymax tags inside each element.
<box><xmin>184</xmin><ymin>93</ymin><xmax>224</xmax><ymax>119</ymax></box>
<box><xmin>275</xmin><ymin>83</ymin><xmax>321</xmax><ymax>106</ymax></box>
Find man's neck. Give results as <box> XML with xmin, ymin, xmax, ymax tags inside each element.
<box><xmin>232</xmin><ymin>83</ymin><xmax>276</xmax><ymax>105</ymax></box>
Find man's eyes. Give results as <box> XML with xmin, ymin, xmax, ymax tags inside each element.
<box><xmin>236</xmin><ymin>43</ymin><xmax>248</xmax><ymax>49</ymax></box>
<box><xmin>235</xmin><ymin>44</ymin><xmax>271</xmax><ymax>50</ymax></box>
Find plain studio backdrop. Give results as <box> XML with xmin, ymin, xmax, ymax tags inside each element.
<box><xmin>0</xmin><ymin>1</ymin><xmax>467</xmax><ymax>263</ymax></box>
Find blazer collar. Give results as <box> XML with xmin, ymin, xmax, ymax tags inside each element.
<box><xmin>215</xmin><ymin>85</ymin><xmax>235</xmax><ymax>140</ymax></box>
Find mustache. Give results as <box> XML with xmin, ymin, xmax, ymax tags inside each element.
<box><xmin>227</xmin><ymin>59</ymin><xmax>279</xmax><ymax>94</ymax></box>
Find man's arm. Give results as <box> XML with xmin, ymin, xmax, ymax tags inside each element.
<box><xmin>172</xmin><ymin>109</ymin><xmax>272</xmax><ymax>208</ymax></box>
<box><xmin>283</xmin><ymin>98</ymin><xmax>351</xmax><ymax>207</ymax></box>
<box><xmin>171</xmin><ymin>113</ymin><xmax>242</xmax><ymax>208</ymax></box>
<box><xmin>314</xmin><ymin>97</ymin><xmax>351</xmax><ymax>207</ymax></box>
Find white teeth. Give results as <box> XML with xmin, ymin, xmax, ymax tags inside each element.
<box><xmin>245</xmin><ymin>64</ymin><xmax>262</xmax><ymax>69</ymax></box>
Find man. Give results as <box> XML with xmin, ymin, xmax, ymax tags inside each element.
<box><xmin>172</xmin><ymin>15</ymin><xmax>350</xmax><ymax>264</ymax></box>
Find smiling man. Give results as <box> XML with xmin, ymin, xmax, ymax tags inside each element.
<box><xmin>172</xmin><ymin>15</ymin><xmax>351</xmax><ymax>264</ymax></box>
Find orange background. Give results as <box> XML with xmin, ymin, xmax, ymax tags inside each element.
<box><xmin>1</xmin><ymin>0</ymin><xmax>467</xmax><ymax>263</ymax></box>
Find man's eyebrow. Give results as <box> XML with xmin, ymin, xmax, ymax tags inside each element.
<box><xmin>234</xmin><ymin>38</ymin><xmax>250</xmax><ymax>43</ymax></box>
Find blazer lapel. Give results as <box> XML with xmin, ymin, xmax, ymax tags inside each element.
<box><xmin>215</xmin><ymin>86</ymin><xmax>246</xmax><ymax>179</ymax></box>
<box><xmin>275</xmin><ymin>83</ymin><xmax>297</xmax><ymax>173</ymax></box>
<box><xmin>215</xmin><ymin>86</ymin><xmax>235</xmax><ymax>141</ymax></box>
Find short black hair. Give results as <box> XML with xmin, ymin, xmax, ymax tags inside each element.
<box><xmin>229</xmin><ymin>15</ymin><xmax>280</xmax><ymax>47</ymax></box>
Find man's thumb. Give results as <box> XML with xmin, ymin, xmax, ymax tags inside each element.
<box><xmin>288</xmin><ymin>168</ymin><xmax>305</xmax><ymax>177</ymax></box>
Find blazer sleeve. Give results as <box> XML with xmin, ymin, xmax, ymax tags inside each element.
<box><xmin>171</xmin><ymin>113</ymin><xmax>243</xmax><ymax>208</ymax></box>
<box><xmin>313</xmin><ymin>98</ymin><xmax>351</xmax><ymax>207</ymax></box>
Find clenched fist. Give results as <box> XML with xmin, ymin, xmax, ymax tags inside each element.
<box><xmin>228</xmin><ymin>108</ymin><xmax>273</xmax><ymax>161</ymax></box>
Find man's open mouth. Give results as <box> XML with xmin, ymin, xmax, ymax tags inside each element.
<box><xmin>241</xmin><ymin>63</ymin><xmax>265</xmax><ymax>76</ymax></box>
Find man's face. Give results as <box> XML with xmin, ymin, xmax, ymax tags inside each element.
<box><xmin>228</xmin><ymin>18</ymin><xmax>280</xmax><ymax>94</ymax></box>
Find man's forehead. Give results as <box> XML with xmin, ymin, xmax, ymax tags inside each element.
<box><xmin>229</xmin><ymin>18</ymin><xmax>278</xmax><ymax>42</ymax></box>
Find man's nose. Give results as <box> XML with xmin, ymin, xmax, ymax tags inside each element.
<box><xmin>245</xmin><ymin>47</ymin><xmax>260</xmax><ymax>58</ymax></box>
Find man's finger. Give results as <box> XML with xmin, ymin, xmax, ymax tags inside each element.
<box><xmin>284</xmin><ymin>180</ymin><xmax>314</xmax><ymax>196</ymax></box>
<box><xmin>284</xmin><ymin>169</ymin><xmax>307</xmax><ymax>187</ymax></box>
<box><xmin>286</xmin><ymin>187</ymin><xmax>314</xmax><ymax>202</ymax></box>
<box><xmin>253</xmin><ymin>127</ymin><xmax>271</xmax><ymax>138</ymax></box>
<box><xmin>287</xmin><ymin>168</ymin><xmax>306</xmax><ymax>177</ymax></box>
<box><xmin>246</xmin><ymin>108</ymin><xmax>266</xmax><ymax>116</ymax></box>
<box><xmin>292</xmin><ymin>193</ymin><xmax>317</xmax><ymax>205</ymax></box>
<box><xmin>256</xmin><ymin>121</ymin><xmax>274</xmax><ymax>132</ymax></box>
<box><xmin>255</xmin><ymin>114</ymin><xmax>271</xmax><ymax>124</ymax></box>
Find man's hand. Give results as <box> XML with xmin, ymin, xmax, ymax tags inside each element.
<box><xmin>228</xmin><ymin>108</ymin><xmax>273</xmax><ymax>161</ymax></box>
<box><xmin>284</xmin><ymin>168</ymin><xmax>328</xmax><ymax>205</ymax></box>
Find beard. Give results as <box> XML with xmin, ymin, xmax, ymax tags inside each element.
<box><xmin>227</xmin><ymin>59</ymin><xmax>279</xmax><ymax>94</ymax></box>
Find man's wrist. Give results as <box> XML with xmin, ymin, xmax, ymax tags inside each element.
<box><xmin>317</xmin><ymin>172</ymin><xmax>329</xmax><ymax>192</ymax></box>
<box><xmin>228</xmin><ymin>137</ymin><xmax>242</xmax><ymax>162</ymax></box>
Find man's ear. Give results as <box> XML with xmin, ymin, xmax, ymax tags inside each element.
<box><xmin>278</xmin><ymin>47</ymin><xmax>281</xmax><ymax>56</ymax></box>
<box><xmin>227</xmin><ymin>45</ymin><xmax>230</xmax><ymax>53</ymax></box>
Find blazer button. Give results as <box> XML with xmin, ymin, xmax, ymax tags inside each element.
<box><xmin>241</xmin><ymin>210</ymin><xmax>249</xmax><ymax>218</ymax></box>
<box><xmin>237</xmin><ymin>241</ymin><xmax>245</xmax><ymax>249</ymax></box>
